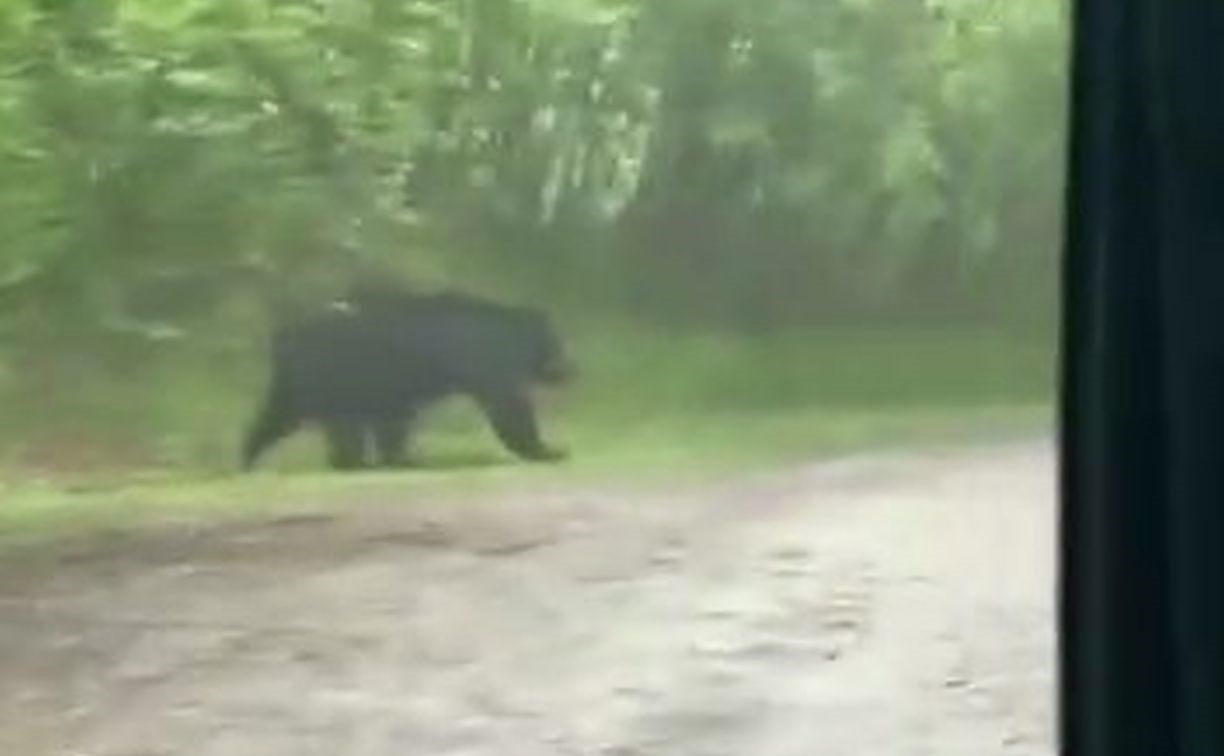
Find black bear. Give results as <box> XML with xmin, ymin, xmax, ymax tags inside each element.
<box><xmin>241</xmin><ymin>288</ymin><xmax>572</xmax><ymax>471</ymax></box>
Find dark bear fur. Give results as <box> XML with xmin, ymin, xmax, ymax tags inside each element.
<box><xmin>241</xmin><ymin>288</ymin><xmax>572</xmax><ymax>471</ymax></box>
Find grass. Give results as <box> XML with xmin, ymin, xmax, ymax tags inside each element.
<box><xmin>0</xmin><ymin>324</ymin><xmax>1054</xmax><ymax>550</ymax></box>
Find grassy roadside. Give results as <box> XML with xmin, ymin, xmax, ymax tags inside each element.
<box><xmin>0</xmin><ymin>325</ymin><xmax>1054</xmax><ymax>551</ymax></box>
<box><xmin>0</xmin><ymin>404</ymin><xmax>1050</xmax><ymax>554</ymax></box>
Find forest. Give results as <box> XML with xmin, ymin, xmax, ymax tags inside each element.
<box><xmin>0</xmin><ymin>0</ymin><xmax>1065</xmax><ymax>478</ymax></box>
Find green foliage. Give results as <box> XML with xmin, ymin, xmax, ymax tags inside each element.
<box><xmin>0</xmin><ymin>0</ymin><xmax>1065</xmax><ymax>472</ymax></box>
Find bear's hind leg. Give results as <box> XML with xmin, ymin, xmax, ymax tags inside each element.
<box><xmin>322</xmin><ymin>419</ymin><xmax>370</xmax><ymax>471</ymax></box>
<box><xmin>372</xmin><ymin>411</ymin><xmax>417</xmax><ymax>468</ymax></box>
<box><xmin>241</xmin><ymin>389</ymin><xmax>299</xmax><ymax>471</ymax></box>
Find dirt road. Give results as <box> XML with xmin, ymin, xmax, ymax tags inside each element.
<box><xmin>0</xmin><ymin>440</ymin><xmax>1054</xmax><ymax>756</ymax></box>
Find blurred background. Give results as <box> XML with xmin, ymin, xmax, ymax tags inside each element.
<box><xmin>0</xmin><ymin>0</ymin><xmax>1064</xmax><ymax>481</ymax></box>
